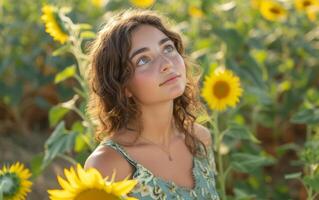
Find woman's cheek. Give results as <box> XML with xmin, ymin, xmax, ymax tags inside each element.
<box><xmin>174</xmin><ymin>55</ymin><xmax>187</xmax><ymax>85</ymax></box>
<box><xmin>173</xmin><ymin>54</ymin><xmax>185</xmax><ymax>68</ymax></box>
<box><xmin>174</xmin><ymin>56</ymin><xmax>186</xmax><ymax>80</ymax></box>
<box><xmin>132</xmin><ymin>73</ymin><xmax>155</xmax><ymax>94</ymax></box>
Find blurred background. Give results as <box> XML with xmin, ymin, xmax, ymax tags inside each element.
<box><xmin>1</xmin><ymin>0</ymin><xmax>319</xmax><ymax>199</ymax></box>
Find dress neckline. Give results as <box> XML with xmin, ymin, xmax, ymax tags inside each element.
<box><xmin>106</xmin><ymin>139</ymin><xmax>199</xmax><ymax>192</ymax></box>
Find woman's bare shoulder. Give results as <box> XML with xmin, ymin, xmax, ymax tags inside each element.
<box><xmin>193</xmin><ymin>122</ymin><xmax>213</xmax><ymax>148</ymax></box>
<box><xmin>84</xmin><ymin>144</ymin><xmax>134</xmax><ymax>181</ymax></box>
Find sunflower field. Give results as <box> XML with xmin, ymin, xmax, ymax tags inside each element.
<box><xmin>1</xmin><ymin>0</ymin><xmax>319</xmax><ymax>199</ymax></box>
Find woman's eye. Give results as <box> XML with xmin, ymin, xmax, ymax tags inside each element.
<box><xmin>136</xmin><ymin>56</ymin><xmax>150</xmax><ymax>66</ymax></box>
<box><xmin>163</xmin><ymin>44</ymin><xmax>175</xmax><ymax>54</ymax></box>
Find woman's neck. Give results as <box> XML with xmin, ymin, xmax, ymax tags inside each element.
<box><xmin>128</xmin><ymin>101</ymin><xmax>178</xmax><ymax>147</ymax></box>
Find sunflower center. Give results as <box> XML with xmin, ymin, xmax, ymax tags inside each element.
<box><xmin>75</xmin><ymin>189</ymin><xmax>120</xmax><ymax>200</ymax></box>
<box><xmin>0</xmin><ymin>173</ymin><xmax>20</xmax><ymax>197</ymax></box>
<box><xmin>213</xmin><ymin>80</ymin><xmax>230</xmax><ymax>99</ymax></box>
<box><xmin>270</xmin><ymin>7</ymin><xmax>281</xmax><ymax>14</ymax></box>
<box><xmin>303</xmin><ymin>1</ymin><xmax>311</xmax><ymax>7</ymax></box>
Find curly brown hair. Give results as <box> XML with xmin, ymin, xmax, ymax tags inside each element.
<box><xmin>86</xmin><ymin>9</ymin><xmax>208</xmax><ymax>157</ymax></box>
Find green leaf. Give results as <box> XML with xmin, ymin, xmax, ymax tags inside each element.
<box><xmin>251</xmin><ymin>49</ymin><xmax>267</xmax><ymax>66</ymax></box>
<box><xmin>30</xmin><ymin>153</ymin><xmax>44</xmax><ymax>179</ymax></box>
<box><xmin>0</xmin><ymin>184</ymin><xmax>3</xmax><ymax>200</ymax></box>
<box><xmin>72</xmin><ymin>121</ymin><xmax>85</xmax><ymax>133</ymax></box>
<box><xmin>300</xmin><ymin>140</ymin><xmax>319</xmax><ymax>164</ymax></box>
<box><xmin>233</xmin><ymin>188</ymin><xmax>257</xmax><ymax>199</ymax></box>
<box><xmin>291</xmin><ymin>109</ymin><xmax>319</xmax><ymax>124</ymax></box>
<box><xmin>303</xmin><ymin>174</ymin><xmax>319</xmax><ymax>192</ymax></box>
<box><xmin>78</xmin><ymin>23</ymin><xmax>92</xmax><ymax>30</ymax></box>
<box><xmin>54</xmin><ymin>65</ymin><xmax>76</xmax><ymax>84</ymax></box>
<box><xmin>52</xmin><ymin>44</ymin><xmax>71</xmax><ymax>56</ymax></box>
<box><xmin>224</xmin><ymin>123</ymin><xmax>260</xmax><ymax>143</ymax></box>
<box><xmin>42</xmin><ymin>122</ymin><xmax>77</xmax><ymax>169</ymax></box>
<box><xmin>49</xmin><ymin>106</ymin><xmax>70</xmax><ymax>127</ymax></box>
<box><xmin>74</xmin><ymin>150</ymin><xmax>91</xmax><ymax>166</ymax></box>
<box><xmin>245</xmin><ymin>85</ymin><xmax>272</xmax><ymax>106</ymax></box>
<box><xmin>285</xmin><ymin>172</ymin><xmax>302</xmax><ymax>180</ymax></box>
<box><xmin>80</xmin><ymin>31</ymin><xmax>96</xmax><ymax>39</ymax></box>
<box><xmin>72</xmin><ymin>122</ymin><xmax>87</xmax><ymax>152</ymax></box>
<box><xmin>74</xmin><ymin>133</ymin><xmax>88</xmax><ymax>152</ymax></box>
<box><xmin>231</xmin><ymin>153</ymin><xmax>275</xmax><ymax>173</ymax></box>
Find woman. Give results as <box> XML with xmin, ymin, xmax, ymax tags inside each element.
<box><xmin>85</xmin><ymin>9</ymin><xmax>219</xmax><ymax>199</ymax></box>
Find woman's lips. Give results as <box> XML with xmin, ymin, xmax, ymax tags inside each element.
<box><xmin>160</xmin><ymin>75</ymin><xmax>181</xmax><ymax>86</ymax></box>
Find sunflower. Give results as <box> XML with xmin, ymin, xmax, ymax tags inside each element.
<box><xmin>41</xmin><ymin>5</ymin><xmax>69</xmax><ymax>44</ymax></box>
<box><xmin>129</xmin><ymin>0</ymin><xmax>155</xmax><ymax>8</ymax></box>
<box><xmin>201</xmin><ymin>68</ymin><xmax>243</xmax><ymax>112</ymax></box>
<box><xmin>188</xmin><ymin>5</ymin><xmax>204</xmax><ymax>18</ymax></box>
<box><xmin>48</xmin><ymin>164</ymin><xmax>138</xmax><ymax>200</ymax></box>
<box><xmin>91</xmin><ymin>0</ymin><xmax>108</xmax><ymax>8</ymax></box>
<box><xmin>259</xmin><ymin>0</ymin><xmax>287</xmax><ymax>22</ymax></box>
<box><xmin>306</xmin><ymin>5</ymin><xmax>319</xmax><ymax>21</ymax></box>
<box><xmin>295</xmin><ymin>0</ymin><xmax>319</xmax><ymax>11</ymax></box>
<box><xmin>0</xmin><ymin>162</ymin><xmax>32</xmax><ymax>200</ymax></box>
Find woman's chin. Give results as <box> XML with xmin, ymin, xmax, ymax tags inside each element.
<box><xmin>169</xmin><ymin>88</ymin><xmax>185</xmax><ymax>100</ymax></box>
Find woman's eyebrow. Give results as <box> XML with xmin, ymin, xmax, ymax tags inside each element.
<box><xmin>129</xmin><ymin>37</ymin><xmax>172</xmax><ymax>60</ymax></box>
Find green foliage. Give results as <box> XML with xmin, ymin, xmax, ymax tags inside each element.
<box><xmin>54</xmin><ymin>65</ymin><xmax>76</xmax><ymax>84</ymax></box>
<box><xmin>224</xmin><ymin>123</ymin><xmax>260</xmax><ymax>143</ymax></box>
<box><xmin>231</xmin><ymin>153</ymin><xmax>275</xmax><ymax>173</ymax></box>
<box><xmin>49</xmin><ymin>106</ymin><xmax>70</xmax><ymax>127</ymax></box>
<box><xmin>291</xmin><ymin>109</ymin><xmax>319</xmax><ymax>124</ymax></box>
<box><xmin>1</xmin><ymin>0</ymin><xmax>319</xmax><ymax>199</ymax></box>
<box><xmin>43</xmin><ymin>121</ymin><xmax>77</xmax><ymax>168</ymax></box>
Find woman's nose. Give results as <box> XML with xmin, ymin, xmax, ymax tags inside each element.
<box><xmin>159</xmin><ymin>55</ymin><xmax>173</xmax><ymax>72</ymax></box>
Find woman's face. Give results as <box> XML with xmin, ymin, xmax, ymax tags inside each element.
<box><xmin>126</xmin><ymin>25</ymin><xmax>186</xmax><ymax>106</ymax></box>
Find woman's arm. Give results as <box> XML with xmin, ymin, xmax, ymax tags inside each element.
<box><xmin>84</xmin><ymin>145</ymin><xmax>134</xmax><ymax>181</ymax></box>
<box><xmin>194</xmin><ymin>123</ymin><xmax>217</xmax><ymax>175</ymax></box>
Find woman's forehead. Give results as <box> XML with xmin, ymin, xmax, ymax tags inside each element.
<box><xmin>131</xmin><ymin>25</ymin><xmax>167</xmax><ymax>45</ymax></box>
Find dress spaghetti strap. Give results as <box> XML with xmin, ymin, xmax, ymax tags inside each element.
<box><xmin>100</xmin><ymin>139</ymin><xmax>138</xmax><ymax>168</ymax></box>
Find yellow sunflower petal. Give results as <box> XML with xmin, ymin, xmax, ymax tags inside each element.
<box><xmin>295</xmin><ymin>0</ymin><xmax>319</xmax><ymax>11</ymax></box>
<box><xmin>86</xmin><ymin>168</ymin><xmax>106</xmax><ymax>187</ymax></box>
<box><xmin>0</xmin><ymin>162</ymin><xmax>33</xmax><ymax>200</ymax></box>
<box><xmin>48</xmin><ymin>189</ymin><xmax>75</xmax><ymax>199</ymax></box>
<box><xmin>112</xmin><ymin>179</ymin><xmax>138</xmax><ymax>196</ymax></box>
<box><xmin>49</xmin><ymin>164</ymin><xmax>138</xmax><ymax>200</ymax></box>
<box><xmin>64</xmin><ymin>167</ymin><xmax>82</xmax><ymax>189</ymax></box>
<box><xmin>110</xmin><ymin>169</ymin><xmax>116</xmax><ymax>183</ymax></box>
<box><xmin>76</xmin><ymin>164</ymin><xmax>98</xmax><ymax>187</ymax></box>
<box><xmin>188</xmin><ymin>5</ymin><xmax>204</xmax><ymax>18</ymax></box>
<box><xmin>57</xmin><ymin>176</ymin><xmax>77</xmax><ymax>193</ymax></box>
<box><xmin>306</xmin><ymin>5</ymin><xmax>319</xmax><ymax>21</ymax></box>
<box><xmin>129</xmin><ymin>0</ymin><xmax>155</xmax><ymax>8</ymax></box>
<box><xmin>91</xmin><ymin>0</ymin><xmax>108</xmax><ymax>8</ymax></box>
<box><xmin>259</xmin><ymin>0</ymin><xmax>287</xmax><ymax>22</ymax></box>
<box><xmin>104</xmin><ymin>169</ymin><xmax>117</xmax><ymax>193</ymax></box>
<box><xmin>126</xmin><ymin>197</ymin><xmax>139</xmax><ymax>200</ymax></box>
<box><xmin>41</xmin><ymin>4</ymin><xmax>69</xmax><ymax>44</ymax></box>
<box><xmin>201</xmin><ymin>68</ymin><xmax>243</xmax><ymax>112</ymax></box>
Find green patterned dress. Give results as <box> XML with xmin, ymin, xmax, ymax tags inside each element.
<box><xmin>101</xmin><ymin>139</ymin><xmax>220</xmax><ymax>200</ymax></box>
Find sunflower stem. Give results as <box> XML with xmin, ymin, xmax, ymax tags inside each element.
<box><xmin>306</xmin><ymin>125</ymin><xmax>314</xmax><ymax>200</ymax></box>
<box><xmin>211</xmin><ymin>111</ymin><xmax>227</xmax><ymax>200</ymax></box>
<box><xmin>0</xmin><ymin>181</ymin><xmax>3</xmax><ymax>200</ymax></box>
